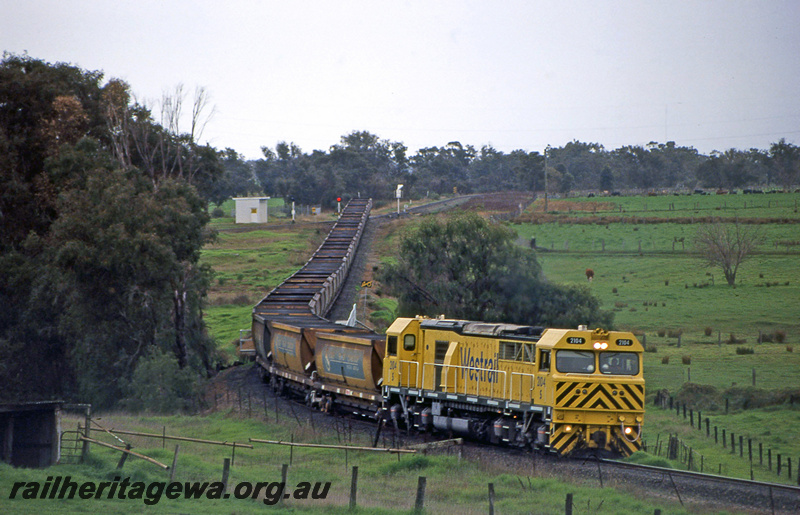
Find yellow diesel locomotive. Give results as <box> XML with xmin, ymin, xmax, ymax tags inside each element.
<box><xmin>381</xmin><ymin>316</ymin><xmax>644</xmax><ymax>456</ymax></box>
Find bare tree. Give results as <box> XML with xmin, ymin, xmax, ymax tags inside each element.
<box><xmin>694</xmin><ymin>221</ymin><xmax>763</xmax><ymax>286</ymax></box>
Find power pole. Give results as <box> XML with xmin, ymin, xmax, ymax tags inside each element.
<box><xmin>544</xmin><ymin>144</ymin><xmax>551</xmax><ymax>212</ymax></box>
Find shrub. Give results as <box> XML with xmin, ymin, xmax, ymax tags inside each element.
<box><xmin>758</xmin><ymin>333</ymin><xmax>773</xmax><ymax>343</ymax></box>
<box><xmin>661</xmin><ymin>356</ymin><xmax>670</xmax><ymax>364</ymax></box>
<box><xmin>657</xmin><ymin>328</ymin><xmax>666</xmax><ymax>337</ymax></box>
<box><xmin>645</xmin><ymin>345</ymin><xmax>657</xmax><ymax>353</ymax></box>
<box><xmin>676</xmin><ymin>383</ymin><xmax>722</xmax><ymax>411</ymax></box>
<box><xmin>667</xmin><ymin>328</ymin><xmax>683</xmax><ymax>338</ymax></box>
<box><xmin>727</xmin><ymin>333</ymin><xmax>747</xmax><ymax>344</ymax></box>
<box><xmin>723</xmin><ymin>386</ymin><xmax>800</xmax><ymax>410</ymax></box>
<box><xmin>614</xmin><ymin>301</ymin><xmax>628</xmax><ymax>308</ymax></box>
<box><xmin>612</xmin><ymin>287</ymin><xmax>618</xmax><ymax>294</ymax></box>
<box><xmin>211</xmin><ymin>207</ymin><xmax>225</xmax><ymax>218</ymax></box>
<box><xmin>380</xmin><ymin>456</ymin><xmax>431</xmax><ymax>475</ymax></box>
<box><xmin>774</xmin><ymin>330</ymin><xmax>786</xmax><ymax>343</ymax></box>
<box><xmin>121</xmin><ymin>349</ymin><xmax>198</xmax><ymax>413</ymax></box>
<box><xmin>736</xmin><ymin>347</ymin><xmax>755</xmax><ymax>355</ymax></box>
<box><xmin>787</xmin><ymin>345</ymin><xmax>793</xmax><ymax>353</ymax></box>
<box><xmin>681</xmin><ymin>355</ymin><xmax>691</xmax><ymax>365</ymax></box>
<box><xmin>231</xmin><ymin>294</ymin><xmax>251</xmax><ymax>305</ymax></box>
<box><xmin>704</xmin><ymin>326</ymin><xmax>713</xmax><ymax>337</ymax></box>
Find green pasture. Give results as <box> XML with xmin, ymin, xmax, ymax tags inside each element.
<box><xmin>200</xmin><ymin>225</ymin><xmax>329</xmax><ymax>352</ymax></box>
<box><xmin>514</xmin><ymin>220</ymin><xmax>800</xmax><ymax>253</ymax></box>
<box><xmin>642</xmin><ymin>406</ymin><xmax>800</xmax><ymax>485</ymax></box>
<box><xmin>0</xmin><ymin>408</ymin><xmax>691</xmax><ymax>514</ymax></box>
<box><xmin>532</xmin><ymin>251</ymin><xmax>799</xmax><ymax>336</ymax></box>
<box><xmin>533</xmin><ymin>191</ymin><xmax>800</xmax><ymax>219</ymax></box>
<box><xmin>642</xmin><ymin>340</ymin><xmax>800</xmax><ymax>393</ymax></box>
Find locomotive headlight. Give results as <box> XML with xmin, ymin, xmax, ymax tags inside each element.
<box><xmin>564</xmin><ymin>425</ymin><xmax>572</xmax><ymax>433</ymax></box>
<box><xmin>624</xmin><ymin>426</ymin><xmax>633</xmax><ymax>435</ymax></box>
<box><xmin>593</xmin><ymin>342</ymin><xmax>608</xmax><ymax>350</ymax></box>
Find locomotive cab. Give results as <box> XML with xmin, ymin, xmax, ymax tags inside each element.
<box><xmin>383</xmin><ymin>317</ymin><xmax>422</xmax><ymax>389</ymax></box>
<box><xmin>537</xmin><ymin>327</ymin><xmax>645</xmax><ymax>456</ymax></box>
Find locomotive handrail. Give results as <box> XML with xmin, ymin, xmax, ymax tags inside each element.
<box><xmin>509</xmin><ymin>372</ymin><xmax>536</xmax><ymax>402</ymax></box>
<box><xmin>435</xmin><ymin>363</ymin><xmax>508</xmax><ymax>400</ymax></box>
<box><xmin>396</xmin><ymin>359</ymin><xmax>421</xmax><ymax>388</ymax></box>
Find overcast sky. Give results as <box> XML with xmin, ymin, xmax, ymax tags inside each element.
<box><xmin>3</xmin><ymin>1</ymin><xmax>799</xmax><ymax>159</ymax></box>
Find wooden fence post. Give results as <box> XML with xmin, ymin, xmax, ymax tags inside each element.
<box><xmin>488</xmin><ymin>483</ymin><xmax>495</xmax><ymax>515</ymax></box>
<box><xmin>221</xmin><ymin>458</ymin><xmax>230</xmax><ymax>494</ymax></box>
<box><xmin>170</xmin><ymin>444</ymin><xmax>180</xmax><ymax>482</ymax></box>
<box><xmin>350</xmin><ymin>466</ymin><xmax>358</xmax><ymax>509</ymax></box>
<box><xmin>281</xmin><ymin>463</ymin><xmax>289</xmax><ymax>505</ymax></box>
<box><xmin>81</xmin><ymin>406</ymin><xmax>91</xmax><ymax>463</ymax></box>
<box><xmin>565</xmin><ymin>493</ymin><xmax>573</xmax><ymax>515</ymax></box>
<box><xmin>414</xmin><ymin>476</ymin><xmax>426</xmax><ymax>513</ymax></box>
<box><xmin>116</xmin><ymin>444</ymin><xmax>132</xmax><ymax>469</ymax></box>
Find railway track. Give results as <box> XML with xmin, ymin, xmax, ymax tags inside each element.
<box><xmin>594</xmin><ymin>457</ymin><xmax>800</xmax><ymax>513</ymax></box>
<box><xmin>452</xmin><ymin>439</ymin><xmax>800</xmax><ymax>514</ymax></box>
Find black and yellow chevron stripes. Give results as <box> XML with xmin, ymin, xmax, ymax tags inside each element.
<box><xmin>616</xmin><ymin>431</ymin><xmax>641</xmax><ymax>455</ymax></box>
<box><xmin>549</xmin><ymin>423</ymin><xmax>642</xmax><ymax>456</ymax></box>
<box><xmin>549</xmin><ymin>423</ymin><xmax>582</xmax><ymax>455</ymax></box>
<box><xmin>555</xmin><ymin>381</ymin><xmax>644</xmax><ymax>411</ymax></box>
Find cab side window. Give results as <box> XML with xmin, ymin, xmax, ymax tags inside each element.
<box><xmin>387</xmin><ymin>336</ymin><xmax>397</xmax><ymax>356</ymax></box>
<box><xmin>403</xmin><ymin>334</ymin><xmax>416</xmax><ymax>351</ymax></box>
<box><xmin>539</xmin><ymin>350</ymin><xmax>551</xmax><ymax>372</ymax></box>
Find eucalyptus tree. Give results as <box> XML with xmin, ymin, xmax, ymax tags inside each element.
<box><xmin>378</xmin><ymin>212</ymin><xmax>613</xmax><ymax>328</ymax></box>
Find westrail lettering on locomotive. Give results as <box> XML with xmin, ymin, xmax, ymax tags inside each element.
<box><xmin>274</xmin><ymin>333</ymin><xmax>297</xmax><ymax>357</ymax></box>
<box><xmin>459</xmin><ymin>348</ymin><xmax>498</xmax><ymax>383</ymax></box>
<box><xmin>322</xmin><ymin>346</ymin><xmax>365</xmax><ymax>380</ymax></box>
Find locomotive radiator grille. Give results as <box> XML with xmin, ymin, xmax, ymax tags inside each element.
<box><xmin>555</xmin><ymin>381</ymin><xmax>644</xmax><ymax>411</ymax></box>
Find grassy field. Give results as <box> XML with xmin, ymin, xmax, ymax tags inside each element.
<box><xmin>200</xmin><ymin>221</ymin><xmax>332</xmax><ymax>359</ymax></box>
<box><xmin>526</xmin><ymin>191</ymin><xmax>800</xmax><ymax>220</ymax></box>
<box><xmin>512</xmin><ymin>192</ymin><xmax>800</xmax><ymax>486</ymax></box>
<box><xmin>0</xmin><ymin>409</ymin><xmax>693</xmax><ymax>514</ymax></box>
<box><xmin>532</xmin><ymin>252</ymin><xmax>799</xmax><ymax>336</ymax></box>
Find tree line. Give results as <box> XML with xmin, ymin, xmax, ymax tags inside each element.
<box><xmin>0</xmin><ymin>53</ymin><xmax>222</xmax><ymax>407</ymax></box>
<box><xmin>216</xmin><ymin>134</ymin><xmax>799</xmax><ymax>210</ymax></box>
